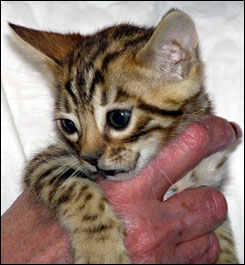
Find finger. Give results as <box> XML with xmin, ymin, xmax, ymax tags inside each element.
<box><xmin>174</xmin><ymin>232</ymin><xmax>219</xmax><ymax>264</ymax></box>
<box><xmin>157</xmin><ymin>187</ymin><xmax>227</xmax><ymax>244</ymax></box>
<box><xmin>136</xmin><ymin>116</ymin><xmax>241</xmax><ymax>199</ymax></box>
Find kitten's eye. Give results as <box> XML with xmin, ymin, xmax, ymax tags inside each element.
<box><xmin>107</xmin><ymin>110</ymin><xmax>131</xmax><ymax>129</ymax></box>
<box><xmin>61</xmin><ymin>119</ymin><xmax>77</xmax><ymax>134</ymax></box>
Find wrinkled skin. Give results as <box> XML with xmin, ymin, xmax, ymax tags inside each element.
<box><xmin>1</xmin><ymin>116</ymin><xmax>242</xmax><ymax>264</ymax></box>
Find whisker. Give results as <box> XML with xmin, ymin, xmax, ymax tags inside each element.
<box><xmin>160</xmin><ymin>169</ymin><xmax>176</xmax><ymax>187</ymax></box>
<box><xmin>59</xmin><ymin>165</ymin><xmax>85</xmax><ymax>188</ymax></box>
<box><xmin>159</xmin><ymin>168</ymin><xmax>179</xmax><ymax>201</ymax></box>
<box><xmin>46</xmin><ymin>155</ymin><xmax>80</xmax><ymax>185</ymax></box>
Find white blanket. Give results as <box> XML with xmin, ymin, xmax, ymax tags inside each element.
<box><xmin>1</xmin><ymin>1</ymin><xmax>244</xmax><ymax>262</ymax></box>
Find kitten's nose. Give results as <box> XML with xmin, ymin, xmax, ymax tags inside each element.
<box><xmin>81</xmin><ymin>153</ymin><xmax>102</xmax><ymax>167</ymax></box>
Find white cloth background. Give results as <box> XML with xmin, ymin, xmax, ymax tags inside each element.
<box><xmin>1</xmin><ymin>1</ymin><xmax>244</xmax><ymax>262</ymax></box>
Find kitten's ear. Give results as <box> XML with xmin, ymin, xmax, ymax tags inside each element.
<box><xmin>137</xmin><ymin>10</ymin><xmax>199</xmax><ymax>80</ymax></box>
<box><xmin>9</xmin><ymin>23</ymin><xmax>83</xmax><ymax>67</ymax></box>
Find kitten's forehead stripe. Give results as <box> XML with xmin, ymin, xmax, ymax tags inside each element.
<box><xmin>65</xmin><ymin>80</ymin><xmax>78</xmax><ymax>105</ymax></box>
<box><xmin>101</xmin><ymin>90</ymin><xmax>107</xmax><ymax>106</ymax></box>
<box><xmin>76</xmin><ymin>73</ymin><xmax>86</xmax><ymax>89</ymax></box>
<box><xmin>89</xmin><ymin>70</ymin><xmax>104</xmax><ymax>101</ymax></box>
<box><xmin>67</xmin><ymin>54</ymin><xmax>74</xmax><ymax>75</ymax></box>
<box><xmin>75</xmin><ymin>72</ymin><xmax>88</xmax><ymax>104</ymax></box>
<box><xmin>115</xmin><ymin>87</ymin><xmax>131</xmax><ymax>102</ymax></box>
<box><xmin>101</xmin><ymin>52</ymin><xmax>122</xmax><ymax>72</ymax></box>
<box><xmin>90</xmin><ymin>39</ymin><xmax>109</xmax><ymax>62</ymax></box>
<box><xmin>64</xmin><ymin>97</ymin><xmax>71</xmax><ymax>113</ymax></box>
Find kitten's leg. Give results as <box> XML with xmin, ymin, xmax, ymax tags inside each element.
<box><xmin>215</xmin><ymin>219</ymin><xmax>238</xmax><ymax>264</ymax></box>
<box><xmin>24</xmin><ymin>144</ymin><xmax>131</xmax><ymax>264</ymax></box>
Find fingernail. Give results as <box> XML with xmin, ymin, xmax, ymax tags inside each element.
<box><xmin>229</xmin><ymin>122</ymin><xmax>243</xmax><ymax>139</ymax></box>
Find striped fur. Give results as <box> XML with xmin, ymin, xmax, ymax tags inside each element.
<box><xmin>10</xmin><ymin>9</ymin><xmax>237</xmax><ymax>264</ymax></box>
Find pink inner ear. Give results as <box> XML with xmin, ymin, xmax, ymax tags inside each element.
<box><xmin>160</xmin><ymin>42</ymin><xmax>186</xmax><ymax>64</ymax></box>
<box><xmin>155</xmin><ymin>42</ymin><xmax>187</xmax><ymax>80</ymax></box>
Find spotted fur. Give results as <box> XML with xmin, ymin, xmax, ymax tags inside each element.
<box><xmin>10</xmin><ymin>9</ymin><xmax>238</xmax><ymax>264</ymax></box>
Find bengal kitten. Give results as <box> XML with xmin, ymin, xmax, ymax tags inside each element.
<box><xmin>9</xmin><ymin>9</ymin><xmax>238</xmax><ymax>264</ymax></box>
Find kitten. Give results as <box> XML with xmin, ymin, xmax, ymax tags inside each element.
<box><xmin>9</xmin><ymin>9</ymin><xmax>238</xmax><ymax>264</ymax></box>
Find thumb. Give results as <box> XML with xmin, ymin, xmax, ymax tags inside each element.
<box><xmin>137</xmin><ymin>116</ymin><xmax>241</xmax><ymax>200</ymax></box>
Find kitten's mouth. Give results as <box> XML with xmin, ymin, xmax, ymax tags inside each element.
<box><xmin>100</xmin><ymin>169</ymin><xmax>130</xmax><ymax>177</ymax></box>
<box><xmin>90</xmin><ymin>166</ymin><xmax>136</xmax><ymax>181</ymax></box>
<box><xmin>87</xmin><ymin>164</ymin><xmax>132</xmax><ymax>180</ymax></box>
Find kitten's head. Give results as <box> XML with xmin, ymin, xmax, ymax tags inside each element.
<box><xmin>10</xmin><ymin>9</ymin><xmax>212</xmax><ymax>180</ymax></box>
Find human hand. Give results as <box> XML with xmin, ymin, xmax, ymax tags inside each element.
<box><xmin>99</xmin><ymin>116</ymin><xmax>242</xmax><ymax>263</ymax></box>
<box><xmin>1</xmin><ymin>116</ymin><xmax>242</xmax><ymax>264</ymax></box>
<box><xmin>1</xmin><ymin>191</ymin><xmax>72</xmax><ymax>264</ymax></box>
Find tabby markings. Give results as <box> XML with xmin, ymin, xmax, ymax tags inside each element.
<box><xmin>56</xmin><ymin>184</ymin><xmax>75</xmax><ymax>205</ymax></box>
<box><xmin>65</xmin><ymin>80</ymin><xmax>78</xmax><ymax>104</ymax></box>
<box><xmin>115</xmin><ymin>87</ymin><xmax>131</xmax><ymax>102</ymax></box>
<box><xmin>126</xmin><ymin>125</ymin><xmax>164</xmax><ymax>143</ymax></box>
<box><xmin>34</xmin><ymin>167</ymin><xmax>59</xmax><ymax>192</ymax></box>
<box><xmin>89</xmin><ymin>70</ymin><xmax>104</xmax><ymax>101</ymax></box>
<box><xmin>83</xmin><ymin>223</ymin><xmax>114</xmax><ymax>234</ymax></box>
<box><xmin>82</xmin><ymin>213</ymin><xmax>98</xmax><ymax>222</ymax></box>
<box><xmin>101</xmin><ymin>52</ymin><xmax>121</xmax><ymax>72</ymax></box>
<box><xmin>49</xmin><ymin>168</ymin><xmax>88</xmax><ymax>185</ymax></box>
<box><xmin>139</xmin><ymin>103</ymin><xmax>182</xmax><ymax>117</ymax></box>
<box><xmin>101</xmin><ymin>90</ymin><xmax>107</xmax><ymax>106</ymax></box>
